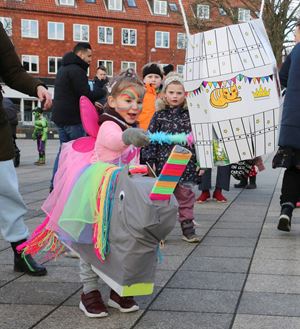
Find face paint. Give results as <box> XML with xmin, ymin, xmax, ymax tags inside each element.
<box><xmin>116</xmin><ymin>87</ymin><xmax>143</xmax><ymax>111</ymax></box>
<box><xmin>112</xmin><ymin>86</ymin><xmax>144</xmax><ymax>124</ymax></box>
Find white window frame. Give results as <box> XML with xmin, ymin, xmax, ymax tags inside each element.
<box><xmin>0</xmin><ymin>17</ymin><xmax>12</xmax><ymax>36</ymax></box>
<box><xmin>48</xmin><ymin>56</ymin><xmax>62</xmax><ymax>74</ymax></box>
<box><xmin>108</xmin><ymin>0</ymin><xmax>122</xmax><ymax>11</ymax></box>
<box><xmin>121</xmin><ymin>61</ymin><xmax>137</xmax><ymax>71</ymax></box>
<box><xmin>177</xmin><ymin>33</ymin><xmax>186</xmax><ymax>49</ymax></box>
<box><xmin>48</xmin><ymin>22</ymin><xmax>64</xmax><ymax>40</ymax></box>
<box><xmin>153</xmin><ymin>0</ymin><xmax>167</xmax><ymax>15</ymax></box>
<box><xmin>238</xmin><ymin>8</ymin><xmax>251</xmax><ymax>22</ymax></box>
<box><xmin>22</xmin><ymin>55</ymin><xmax>39</xmax><ymax>73</ymax></box>
<box><xmin>177</xmin><ymin>65</ymin><xmax>184</xmax><ymax>74</ymax></box>
<box><xmin>98</xmin><ymin>26</ymin><xmax>114</xmax><ymax>44</ymax></box>
<box><xmin>21</xmin><ymin>19</ymin><xmax>39</xmax><ymax>38</ymax></box>
<box><xmin>155</xmin><ymin>31</ymin><xmax>170</xmax><ymax>48</ymax></box>
<box><xmin>73</xmin><ymin>24</ymin><xmax>89</xmax><ymax>42</ymax></box>
<box><xmin>97</xmin><ymin>60</ymin><xmax>114</xmax><ymax>77</ymax></box>
<box><xmin>197</xmin><ymin>4</ymin><xmax>210</xmax><ymax>20</ymax></box>
<box><xmin>59</xmin><ymin>0</ymin><xmax>75</xmax><ymax>5</ymax></box>
<box><xmin>122</xmin><ymin>28</ymin><xmax>137</xmax><ymax>46</ymax></box>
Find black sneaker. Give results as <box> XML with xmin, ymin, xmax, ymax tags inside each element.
<box><xmin>181</xmin><ymin>220</ymin><xmax>200</xmax><ymax>243</ymax></box>
<box><xmin>277</xmin><ymin>206</ymin><xmax>293</xmax><ymax>232</ymax></box>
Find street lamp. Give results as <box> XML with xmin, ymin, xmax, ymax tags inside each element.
<box><xmin>149</xmin><ymin>48</ymin><xmax>156</xmax><ymax>62</ymax></box>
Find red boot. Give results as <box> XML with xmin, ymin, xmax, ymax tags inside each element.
<box><xmin>213</xmin><ymin>188</ymin><xmax>227</xmax><ymax>203</ymax></box>
<box><xmin>196</xmin><ymin>190</ymin><xmax>210</xmax><ymax>203</ymax></box>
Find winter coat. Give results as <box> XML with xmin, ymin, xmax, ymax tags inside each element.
<box><xmin>141</xmin><ymin>99</ymin><xmax>200</xmax><ymax>184</ymax></box>
<box><xmin>138</xmin><ymin>83</ymin><xmax>157</xmax><ymax>130</ymax></box>
<box><xmin>278</xmin><ymin>43</ymin><xmax>300</xmax><ymax>150</ymax></box>
<box><xmin>0</xmin><ymin>22</ymin><xmax>43</xmax><ymax>161</ymax></box>
<box><xmin>52</xmin><ymin>52</ymin><xmax>107</xmax><ymax>126</ymax></box>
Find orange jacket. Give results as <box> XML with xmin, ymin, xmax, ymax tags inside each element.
<box><xmin>139</xmin><ymin>84</ymin><xmax>157</xmax><ymax>130</ymax></box>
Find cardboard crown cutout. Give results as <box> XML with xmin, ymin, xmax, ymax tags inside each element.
<box><xmin>184</xmin><ymin>19</ymin><xmax>281</xmax><ymax>168</ymax></box>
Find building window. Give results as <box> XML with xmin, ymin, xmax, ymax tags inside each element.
<box><xmin>22</xmin><ymin>55</ymin><xmax>39</xmax><ymax>73</ymax></box>
<box><xmin>219</xmin><ymin>7</ymin><xmax>227</xmax><ymax>16</ymax></box>
<box><xmin>48</xmin><ymin>57</ymin><xmax>62</xmax><ymax>74</ymax></box>
<box><xmin>155</xmin><ymin>31</ymin><xmax>169</xmax><ymax>48</ymax></box>
<box><xmin>169</xmin><ymin>3</ymin><xmax>178</xmax><ymax>12</ymax></box>
<box><xmin>121</xmin><ymin>61</ymin><xmax>136</xmax><ymax>71</ymax></box>
<box><xmin>177</xmin><ymin>65</ymin><xmax>184</xmax><ymax>74</ymax></box>
<box><xmin>48</xmin><ymin>22</ymin><xmax>64</xmax><ymax>40</ymax></box>
<box><xmin>177</xmin><ymin>33</ymin><xmax>186</xmax><ymax>49</ymax></box>
<box><xmin>238</xmin><ymin>8</ymin><xmax>251</xmax><ymax>22</ymax></box>
<box><xmin>127</xmin><ymin>0</ymin><xmax>136</xmax><ymax>7</ymax></box>
<box><xmin>59</xmin><ymin>0</ymin><xmax>75</xmax><ymax>5</ymax></box>
<box><xmin>21</xmin><ymin>19</ymin><xmax>38</xmax><ymax>38</ymax></box>
<box><xmin>98</xmin><ymin>26</ymin><xmax>113</xmax><ymax>44</ymax></box>
<box><xmin>154</xmin><ymin>0</ymin><xmax>167</xmax><ymax>15</ymax></box>
<box><xmin>122</xmin><ymin>28</ymin><xmax>137</xmax><ymax>46</ymax></box>
<box><xmin>98</xmin><ymin>60</ymin><xmax>113</xmax><ymax>77</ymax></box>
<box><xmin>197</xmin><ymin>4</ymin><xmax>210</xmax><ymax>19</ymax></box>
<box><xmin>73</xmin><ymin>24</ymin><xmax>89</xmax><ymax>42</ymax></box>
<box><xmin>108</xmin><ymin>0</ymin><xmax>122</xmax><ymax>11</ymax></box>
<box><xmin>0</xmin><ymin>17</ymin><xmax>12</xmax><ymax>36</ymax></box>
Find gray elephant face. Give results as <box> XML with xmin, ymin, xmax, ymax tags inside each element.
<box><xmin>110</xmin><ymin>169</ymin><xmax>178</xmax><ymax>244</ymax></box>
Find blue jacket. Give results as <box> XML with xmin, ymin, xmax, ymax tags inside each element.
<box><xmin>278</xmin><ymin>43</ymin><xmax>300</xmax><ymax>150</ymax></box>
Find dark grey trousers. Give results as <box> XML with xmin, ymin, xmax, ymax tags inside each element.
<box><xmin>198</xmin><ymin>165</ymin><xmax>231</xmax><ymax>191</ymax></box>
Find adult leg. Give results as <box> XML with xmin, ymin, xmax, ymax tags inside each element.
<box><xmin>278</xmin><ymin>167</ymin><xmax>300</xmax><ymax>231</ymax></box>
<box><xmin>196</xmin><ymin>169</ymin><xmax>212</xmax><ymax>203</ymax></box>
<box><xmin>0</xmin><ymin>160</ymin><xmax>47</xmax><ymax>275</ymax></box>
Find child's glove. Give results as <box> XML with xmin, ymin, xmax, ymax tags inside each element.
<box><xmin>122</xmin><ymin>128</ymin><xmax>150</xmax><ymax>147</ymax></box>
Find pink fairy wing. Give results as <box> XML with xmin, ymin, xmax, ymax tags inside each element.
<box><xmin>73</xmin><ymin>136</ymin><xmax>95</xmax><ymax>152</ymax></box>
<box><xmin>80</xmin><ymin>96</ymin><xmax>99</xmax><ymax>138</ymax></box>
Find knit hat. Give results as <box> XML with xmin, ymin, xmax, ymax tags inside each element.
<box><xmin>163</xmin><ymin>64</ymin><xmax>174</xmax><ymax>76</ymax></box>
<box><xmin>162</xmin><ymin>72</ymin><xmax>185</xmax><ymax>92</ymax></box>
<box><xmin>142</xmin><ymin>62</ymin><xmax>163</xmax><ymax>79</ymax></box>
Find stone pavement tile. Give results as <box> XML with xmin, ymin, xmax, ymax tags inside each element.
<box><xmin>168</xmin><ymin>270</ymin><xmax>246</xmax><ymax>291</ymax></box>
<box><xmin>158</xmin><ymin>241</ymin><xmax>196</xmax><ymax>256</ymax></box>
<box><xmin>17</xmin><ymin>266</ymin><xmax>81</xmax><ymax>283</ymax></box>
<box><xmin>150</xmin><ymin>288</ymin><xmax>239</xmax><ymax>313</ymax></box>
<box><xmin>257</xmin><ymin>238</ymin><xmax>300</xmax><ymax>248</ymax></box>
<box><xmin>154</xmin><ymin>270</ymin><xmax>174</xmax><ymax>287</ymax></box>
<box><xmin>238</xmin><ymin>292</ymin><xmax>300</xmax><ymax>316</ymax></box>
<box><xmin>232</xmin><ymin>314</ymin><xmax>300</xmax><ymax>329</ymax></box>
<box><xmin>0</xmin><ymin>264</ymin><xmax>22</xmax><ymax>282</ymax></box>
<box><xmin>182</xmin><ymin>256</ymin><xmax>250</xmax><ymax>273</ymax></box>
<box><xmin>254</xmin><ymin>246</ymin><xmax>300</xmax><ymax>261</ymax></box>
<box><xmin>201</xmin><ymin>237</ymin><xmax>257</xmax><ymax>247</ymax></box>
<box><xmin>207</xmin><ymin>228</ymin><xmax>261</xmax><ymax>238</ymax></box>
<box><xmin>0</xmin><ymin>239</ymin><xmax>9</xmax><ymax>251</ymax></box>
<box><xmin>216</xmin><ymin>221</ymin><xmax>262</xmax><ymax>229</ymax></box>
<box><xmin>156</xmin><ymin>255</ymin><xmax>186</xmax><ymax>271</ymax></box>
<box><xmin>261</xmin><ymin>224</ymin><xmax>300</xmax><ymax>238</ymax></box>
<box><xmin>134</xmin><ymin>311</ymin><xmax>232</xmax><ymax>329</ymax></box>
<box><xmin>0</xmin><ymin>249</ymin><xmax>13</xmax><ymax>265</ymax></box>
<box><xmin>250</xmin><ymin>258</ymin><xmax>300</xmax><ymax>276</ymax></box>
<box><xmin>219</xmin><ymin>213</ymin><xmax>263</xmax><ymax>223</ymax></box>
<box><xmin>245</xmin><ymin>274</ymin><xmax>300</xmax><ymax>294</ymax></box>
<box><xmin>34</xmin><ymin>305</ymin><xmax>141</xmax><ymax>329</ymax></box>
<box><xmin>0</xmin><ymin>304</ymin><xmax>54</xmax><ymax>329</ymax></box>
<box><xmin>192</xmin><ymin>245</ymin><xmax>253</xmax><ymax>258</ymax></box>
<box><xmin>0</xmin><ymin>281</ymin><xmax>81</xmax><ymax>305</ymax></box>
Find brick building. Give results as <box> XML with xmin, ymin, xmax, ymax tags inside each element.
<box><xmin>0</xmin><ymin>0</ymin><xmax>255</xmax><ymax>127</ymax></box>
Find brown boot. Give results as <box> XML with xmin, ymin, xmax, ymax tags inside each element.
<box><xmin>79</xmin><ymin>290</ymin><xmax>108</xmax><ymax>318</ymax></box>
<box><xmin>108</xmin><ymin>289</ymin><xmax>139</xmax><ymax>313</ymax></box>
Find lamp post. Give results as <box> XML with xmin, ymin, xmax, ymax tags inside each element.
<box><xmin>149</xmin><ymin>47</ymin><xmax>156</xmax><ymax>62</ymax></box>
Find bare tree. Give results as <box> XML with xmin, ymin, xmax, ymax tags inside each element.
<box><xmin>189</xmin><ymin>0</ymin><xmax>300</xmax><ymax>64</ymax></box>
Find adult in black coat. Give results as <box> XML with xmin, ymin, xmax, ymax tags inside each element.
<box><xmin>274</xmin><ymin>20</ymin><xmax>300</xmax><ymax>232</ymax></box>
<box><xmin>50</xmin><ymin>43</ymin><xmax>107</xmax><ymax>190</ymax></box>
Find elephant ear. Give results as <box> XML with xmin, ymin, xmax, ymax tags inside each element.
<box><xmin>79</xmin><ymin>96</ymin><xmax>100</xmax><ymax>138</ymax></box>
